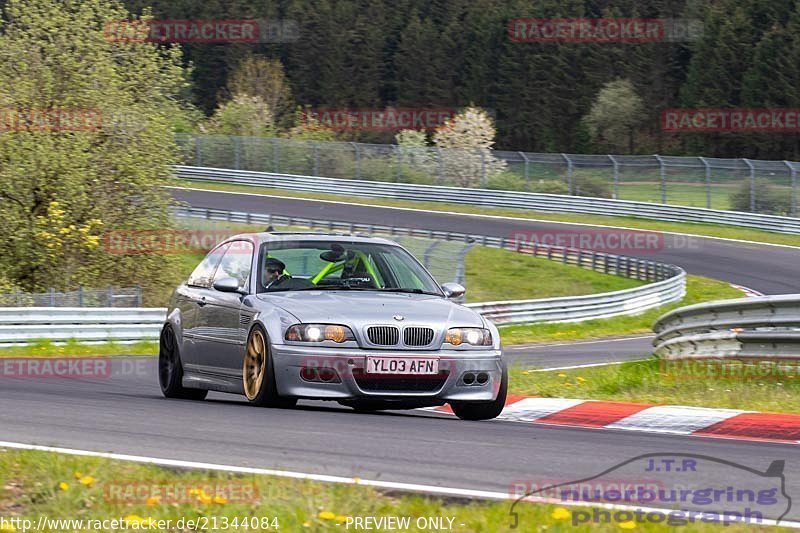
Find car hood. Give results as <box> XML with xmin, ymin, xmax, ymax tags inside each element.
<box><xmin>256</xmin><ymin>290</ymin><xmax>483</xmax><ymax>327</ymax></box>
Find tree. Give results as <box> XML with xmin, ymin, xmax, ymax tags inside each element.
<box><xmin>583</xmin><ymin>79</ymin><xmax>645</xmax><ymax>153</ymax></box>
<box><xmin>432</xmin><ymin>106</ymin><xmax>505</xmax><ymax>187</ymax></box>
<box><xmin>204</xmin><ymin>93</ymin><xmax>275</xmax><ymax>137</ymax></box>
<box><xmin>0</xmin><ymin>0</ymin><xmax>190</xmax><ymax>303</ymax></box>
<box><xmin>224</xmin><ymin>55</ymin><xmax>295</xmax><ymax>128</ymax></box>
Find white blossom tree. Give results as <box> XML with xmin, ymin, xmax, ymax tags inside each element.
<box><xmin>433</xmin><ymin>107</ymin><xmax>506</xmax><ymax>187</ymax></box>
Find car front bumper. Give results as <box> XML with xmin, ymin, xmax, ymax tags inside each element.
<box><xmin>272</xmin><ymin>344</ymin><xmax>504</xmax><ymax>402</ymax></box>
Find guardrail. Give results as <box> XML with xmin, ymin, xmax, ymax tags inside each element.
<box><xmin>652</xmin><ymin>295</ymin><xmax>800</xmax><ymax>359</ymax></box>
<box><xmin>175</xmin><ymin>134</ymin><xmax>800</xmax><ymax>216</ymax></box>
<box><xmin>175</xmin><ymin>205</ymin><xmax>686</xmax><ymax>326</ymax></box>
<box><xmin>0</xmin><ymin>286</ymin><xmax>142</xmax><ymax>307</ymax></box>
<box><xmin>0</xmin><ymin>307</ymin><xmax>166</xmax><ymax>345</ymax></box>
<box><xmin>0</xmin><ymin>209</ymin><xmax>688</xmax><ymax>345</ymax></box>
<box><xmin>174</xmin><ymin>166</ymin><xmax>800</xmax><ymax>235</ymax></box>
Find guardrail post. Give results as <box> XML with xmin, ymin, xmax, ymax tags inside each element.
<box><xmin>77</xmin><ymin>286</ymin><xmax>83</xmax><ymax>307</ymax></box>
<box><xmin>699</xmin><ymin>156</ymin><xmax>711</xmax><ymax>209</ymax></box>
<box><xmin>233</xmin><ymin>136</ymin><xmax>241</xmax><ymax>170</ymax></box>
<box><xmin>47</xmin><ymin>287</ymin><xmax>55</xmax><ymax>307</ymax></box>
<box><xmin>785</xmin><ymin>160</ymin><xmax>797</xmax><ymax>217</ymax></box>
<box><xmin>655</xmin><ymin>155</ymin><xmax>666</xmax><ymax>203</ymax></box>
<box><xmin>519</xmin><ymin>151</ymin><xmax>530</xmax><ymax>191</ymax></box>
<box><xmin>135</xmin><ymin>285</ymin><xmax>142</xmax><ymax>307</ymax></box>
<box><xmin>352</xmin><ymin>142</ymin><xmax>361</xmax><ymax>179</ymax></box>
<box><xmin>561</xmin><ymin>153</ymin><xmax>573</xmax><ymax>195</ymax></box>
<box><xmin>107</xmin><ymin>286</ymin><xmax>114</xmax><ymax>307</ymax></box>
<box><xmin>272</xmin><ymin>139</ymin><xmax>279</xmax><ymax>173</ymax></box>
<box><xmin>743</xmin><ymin>158</ymin><xmax>756</xmax><ymax>212</ymax></box>
<box><xmin>608</xmin><ymin>155</ymin><xmax>619</xmax><ymax>199</ymax></box>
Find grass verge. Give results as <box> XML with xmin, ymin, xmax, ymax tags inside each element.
<box><xmin>0</xmin><ymin>448</ymin><xmax>774</xmax><ymax>532</ymax></box>
<box><xmin>0</xmin><ymin>339</ymin><xmax>158</xmax><ymax>358</ymax></box>
<box><xmin>463</xmin><ymin>246</ymin><xmax>642</xmax><ymax>302</ymax></box>
<box><xmin>177</xmin><ymin>180</ymin><xmax>800</xmax><ymax>248</ymax></box>
<box><xmin>499</xmin><ymin>275</ymin><xmax>743</xmax><ymax>345</ymax></box>
<box><xmin>510</xmin><ymin>357</ymin><xmax>800</xmax><ymax>414</ymax></box>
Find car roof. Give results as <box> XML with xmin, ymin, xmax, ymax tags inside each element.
<box><xmin>225</xmin><ymin>231</ymin><xmax>399</xmax><ymax>246</ymax></box>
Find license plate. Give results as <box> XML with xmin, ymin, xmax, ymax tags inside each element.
<box><xmin>365</xmin><ymin>357</ymin><xmax>439</xmax><ymax>375</ymax></box>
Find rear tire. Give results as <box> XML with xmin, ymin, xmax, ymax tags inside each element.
<box><xmin>450</xmin><ymin>364</ymin><xmax>507</xmax><ymax>421</ymax></box>
<box><xmin>159</xmin><ymin>325</ymin><xmax>208</xmax><ymax>401</ymax></box>
<box><xmin>243</xmin><ymin>325</ymin><xmax>297</xmax><ymax>408</ymax></box>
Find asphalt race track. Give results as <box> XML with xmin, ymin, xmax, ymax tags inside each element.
<box><xmin>170</xmin><ymin>187</ymin><xmax>800</xmax><ymax>294</ymax></box>
<box><xmin>3</xmin><ymin>358</ymin><xmax>800</xmax><ymax>523</ymax></box>
<box><xmin>503</xmin><ymin>335</ymin><xmax>653</xmax><ymax>368</ymax></box>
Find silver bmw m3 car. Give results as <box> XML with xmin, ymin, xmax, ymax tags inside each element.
<box><xmin>159</xmin><ymin>231</ymin><xmax>507</xmax><ymax>420</ymax></box>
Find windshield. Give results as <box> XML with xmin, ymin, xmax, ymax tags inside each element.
<box><xmin>257</xmin><ymin>239</ymin><xmax>443</xmax><ymax>295</ymax></box>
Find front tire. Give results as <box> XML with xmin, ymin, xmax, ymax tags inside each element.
<box><xmin>450</xmin><ymin>364</ymin><xmax>508</xmax><ymax>421</ymax></box>
<box><xmin>243</xmin><ymin>325</ymin><xmax>296</xmax><ymax>408</ymax></box>
<box><xmin>158</xmin><ymin>325</ymin><xmax>208</xmax><ymax>401</ymax></box>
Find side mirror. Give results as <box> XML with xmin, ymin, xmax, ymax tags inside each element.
<box><xmin>441</xmin><ymin>282</ymin><xmax>466</xmax><ymax>299</ymax></box>
<box><xmin>213</xmin><ymin>277</ymin><xmax>245</xmax><ymax>294</ymax></box>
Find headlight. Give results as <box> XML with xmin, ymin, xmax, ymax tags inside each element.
<box><xmin>285</xmin><ymin>324</ymin><xmax>355</xmax><ymax>343</ymax></box>
<box><xmin>444</xmin><ymin>328</ymin><xmax>492</xmax><ymax>346</ymax></box>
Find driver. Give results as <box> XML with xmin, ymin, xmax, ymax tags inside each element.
<box><xmin>263</xmin><ymin>258</ymin><xmax>287</xmax><ymax>289</ymax></box>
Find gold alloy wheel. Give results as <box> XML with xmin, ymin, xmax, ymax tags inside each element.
<box><xmin>243</xmin><ymin>329</ymin><xmax>267</xmax><ymax>400</ymax></box>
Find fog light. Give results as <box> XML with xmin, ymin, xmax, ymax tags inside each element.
<box><xmin>300</xmin><ymin>366</ymin><xmax>318</xmax><ymax>381</ymax></box>
<box><xmin>318</xmin><ymin>367</ymin><xmax>337</xmax><ymax>382</ymax></box>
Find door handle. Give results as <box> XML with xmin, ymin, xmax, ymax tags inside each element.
<box><xmin>197</xmin><ymin>297</ymin><xmax>207</xmax><ymax>307</ymax></box>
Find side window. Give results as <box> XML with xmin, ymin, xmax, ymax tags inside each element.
<box><xmin>187</xmin><ymin>244</ymin><xmax>229</xmax><ymax>288</ymax></box>
<box><xmin>213</xmin><ymin>240</ymin><xmax>254</xmax><ymax>290</ymax></box>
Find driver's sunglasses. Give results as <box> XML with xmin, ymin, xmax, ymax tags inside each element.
<box><xmin>266</xmin><ymin>268</ymin><xmax>280</xmax><ymax>274</ymax></box>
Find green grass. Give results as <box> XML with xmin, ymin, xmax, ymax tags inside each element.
<box><xmin>499</xmin><ymin>274</ymin><xmax>743</xmax><ymax>345</ymax></box>
<box><xmin>0</xmin><ymin>448</ymin><xmax>777</xmax><ymax>532</ymax></box>
<box><xmin>0</xmin><ymin>339</ymin><xmax>158</xmax><ymax>357</ymax></box>
<box><xmin>616</xmin><ymin>182</ymin><xmax>741</xmax><ymax>209</ymax></box>
<box><xmin>463</xmin><ymin>246</ymin><xmax>642</xmax><ymax>303</ymax></box>
<box><xmin>510</xmin><ymin>357</ymin><xmax>800</xmax><ymax>414</ymax></box>
<box><xmin>177</xmin><ymin>179</ymin><xmax>800</xmax><ymax>247</ymax></box>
